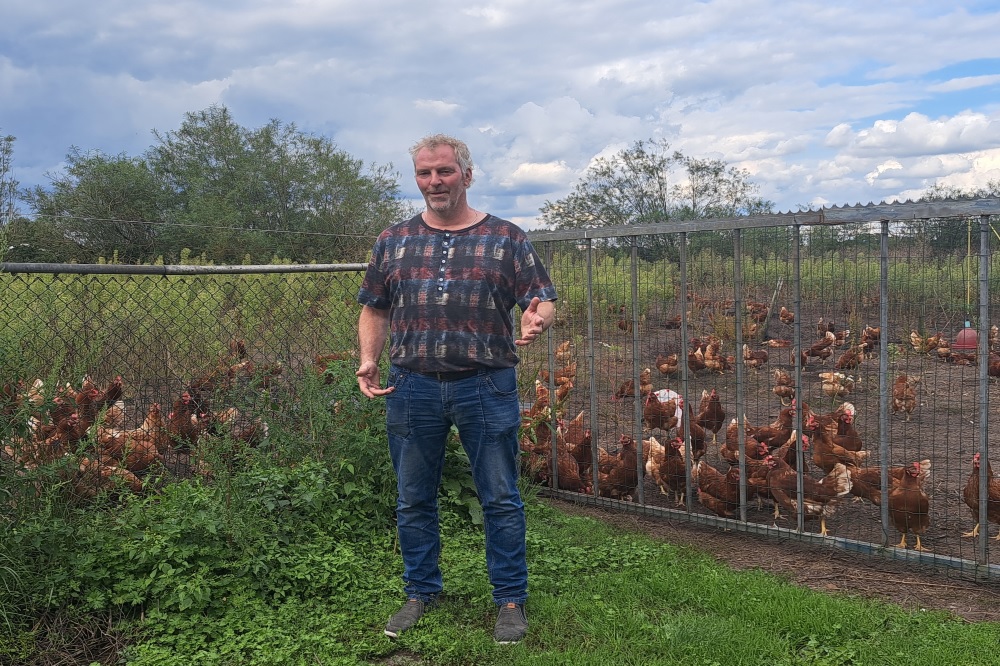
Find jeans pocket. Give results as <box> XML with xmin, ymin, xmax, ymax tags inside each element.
<box><xmin>386</xmin><ymin>369</ymin><xmax>410</xmax><ymax>438</ymax></box>
<box><xmin>482</xmin><ymin>369</ymin><xmax>521</xmax><ymax>439</ymax></box>
<box><xmin>484</xmin><ymin>367</ymin><xmax>518</xmax><ymax>397</ymax></box>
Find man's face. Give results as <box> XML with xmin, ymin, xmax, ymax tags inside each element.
<box><xmin>414</xmin><ymin>145</ymin><xmax>471</xmax><ymax>217</ymax></box>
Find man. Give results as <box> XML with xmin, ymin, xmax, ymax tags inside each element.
<box><xmin>356</xmin><ymin>134</ymin><xmax>556</xmax><ymax>644</ymax></box>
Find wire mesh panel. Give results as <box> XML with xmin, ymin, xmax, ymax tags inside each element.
<box><xmin>525</xmin><ymin>206</ymin><xmax>1000</xmax><ymax>580</ymax></box>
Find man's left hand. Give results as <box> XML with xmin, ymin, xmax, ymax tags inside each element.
<box><xmin>515</xmin><ymin>297</ymin><xmax>554</xmax><ymax>346</ymax></box>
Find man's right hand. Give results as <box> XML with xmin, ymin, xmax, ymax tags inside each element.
<box><xmin>356</xmin><ymin>361</ymin><xmax>395</xmax><ymax>398</ymax></box>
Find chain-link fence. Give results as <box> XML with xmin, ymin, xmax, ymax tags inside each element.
<box><xmin>3</xmin><ymin>198</ymin><xmax>1000</xmax><ymax>580</ymax></box>
<box><xmin>0</xmin><ymin>262</ymin><xmax>368</xmax><ymax>494</ymax></box>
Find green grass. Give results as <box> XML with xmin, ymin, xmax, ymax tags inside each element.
<box><xmin>105</xmin><ymin>500</ymin><xmax>998</xmax><ymax>666</ymax></box>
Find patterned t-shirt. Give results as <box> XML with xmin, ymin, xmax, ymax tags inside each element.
<box><xmin>357</xmin><ymin>213</ymin><xmax>558</xmax><ymax>373</ymax></box>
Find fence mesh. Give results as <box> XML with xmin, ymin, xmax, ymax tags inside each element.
<box><xmin>521</xmin><ymin>212</ymin><xmax>1000</xmax><ymax>578</ymax></box>
<box><xmin>1</xmin><ymin>266</ymin><xmax>366</xmax><ymax>492</ymax></box>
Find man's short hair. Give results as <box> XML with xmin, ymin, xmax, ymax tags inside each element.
<box><xmin>410</xmin><ymin>134</ymin><xmax>475</xmax><ymax>185</ymax></box>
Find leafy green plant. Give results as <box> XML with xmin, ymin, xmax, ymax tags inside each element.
<box><xmin>0</xmin><ymin>547</ymin><xmax>26</xmax><ymax>637</ymax></box>
<box><xmin>439</xmin><ymin>429</ymin><xmax>484</xmax><ymax>526</ymax></box>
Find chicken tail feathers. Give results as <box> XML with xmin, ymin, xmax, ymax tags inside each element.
<box><xmin>825</xmin><ymin>463</ymin><xmax>853</xmax><ymax>496</ymax></box>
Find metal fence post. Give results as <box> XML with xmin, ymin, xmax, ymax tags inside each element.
<box><xmin>978</xmin><ymin>215</ymin><xmax>991</xmax><ymax>566</ymax></box>
<box><xmin>878</xmin><ymin>220</ymin><xmax>891</xmax><ymax>546</ymax></box>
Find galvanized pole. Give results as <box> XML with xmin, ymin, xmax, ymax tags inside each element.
<box><xmin>792</xmin><ymin>222</ymin><xmax>805</xmax><ymax>533</ymax></box>
<box><xmin>733</xmin><ymin>228</ymin><xmax>748</xmax><ymax>521</ymax></box>
<box><xmin>878</xmin><ymin>221</ymin><xmax>891</xmax><ymax>545</ymax></box>
<box><xmin>630</xmin><ymin>241</ymin><xmax>645</xmax><ymax>505</ymax></box>
<box><xmin>977</xmin><ymin>215</ymin><xmax>991</xmax><ymax>565</ymax></box>
<box><xmin>585</xmin><ymin>239</ymin><xmax>601</xmax><ymax>496</ymax></box>
<box><xmin>679</xmin><ymin>232</ymin><xmax>694</xmax><ymax>511</ymax></box>
<box><xmin>543</xmin><ymin>241</ymin><xmax>559</xmax><ymax>492</ymax></box>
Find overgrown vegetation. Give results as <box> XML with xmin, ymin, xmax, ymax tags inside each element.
<box><xmin>0</xmin><ymin>351</ymin><xmax>500</xmax><ymax>665</ymax></box>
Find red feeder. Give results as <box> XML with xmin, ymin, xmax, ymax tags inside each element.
<box><xmin>954</xmin><ymin>322</ymin><xmax>978</xmax><ymax>351</ymax></box>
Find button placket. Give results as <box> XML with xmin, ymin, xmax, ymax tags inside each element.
<box><xmin>438</xmin><ymin>233</ymin><xmax>450</xmax><ymax>291</ymax></box>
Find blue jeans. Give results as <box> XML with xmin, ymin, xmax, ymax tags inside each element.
<box><xmin>385</xmin><ymin>365</ymin><xmax>527</xmax><ymax>606</ymax></box>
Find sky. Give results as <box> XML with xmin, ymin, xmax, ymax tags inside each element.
<box><xmin>3</xmin><ymin>0</ymin><xmax>1000</xmax><ymax>230</ymax></box>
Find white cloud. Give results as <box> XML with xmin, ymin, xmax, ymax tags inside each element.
<box><xmin>905</xmin><ymin>154</ymin><xmax>974</xmax><ymax>178</ymax></box>
<box><xmin>498</xmin><ymin>161</ymin><xmax>572</xmax><ymax>193</ymax></box>
<box><xmin>895</xmin><ymin>148</ymin><xmax>1000</xmax><ymax>200</ymax></box>
<box><xmin>847</xmin><ymin>112</ymin><xmax>1000</xmax><ymax>157</ymax></box>
<box><xmin>825</xmin><ymin>123</ymin><xmax>855</xmax><ymax>148</ymax></box>
<box><xmin>413</xmin><ymin>99</ymin><xmax>462</xmax><ymax>115</ymax></box>
<box><xmin>972</xmin><ymin>149</ymin><xmax>1000</xmax><ymax>173</ymax></box>
<box><xmin>865</xmin><ymin>160</ymin><xmax>903</xmax><ymax>185</ymax></box>
<box><xmin>4</xmin><ymin>0</ymin><xmax>1000</xmax><ymax>225</ymax></box>
<box><xmin>928</xmin><ymin>75</ymin><xmax>1000</xmax><ymax>93</ymax></box>
<box><xmin>461</xmin><ymin>6</ymin><xmax>510</xmax><ymax>26</ymax></box>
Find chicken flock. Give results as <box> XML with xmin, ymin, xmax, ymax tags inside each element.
<box><xmin>522</xmin><ymin>304</ymin><xmax>1000</xmax><ymax>553</ymax></box>
<box><xmin>1</xmin><ymin>339</ymin><xmax>341</xmax><ymax>500</ymax></box>
<box><xmin>4</xmin><ymin>300</ymin><xmax>999</xmax><ymax>552</ymax></box>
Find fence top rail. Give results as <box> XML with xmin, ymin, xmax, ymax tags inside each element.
<box><xmin>0</xmin><ymin>262</ymin><xmax>369</xmax><ymax>276</ymax></box>
<box><xmin>527</xmin><ymin>197</ymin><xmax>1000</xmax><ymax>242</ymax></box>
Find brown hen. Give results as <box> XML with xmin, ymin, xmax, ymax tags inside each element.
<box><xmin>962</xmin><ymin>453</ymin><xmax>1000</xmax><ymax>539</ymax></box>
<box><xmin>888</xmin><ymin>461</ymin><xmax>931</xmax><ymax>551</ymax></box>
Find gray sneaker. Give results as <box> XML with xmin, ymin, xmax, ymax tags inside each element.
<box><xmin>493</xmin><ymin>602</ymin><xmax>528</xmax><ymax>644</ymax></box>
<box><xmin>384</xmin><ymin>598</ymin><xmax>430</xmax><ymax>638</ymax></box>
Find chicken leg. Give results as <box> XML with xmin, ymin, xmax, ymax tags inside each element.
<box><xmin>962</xmin><ymin>523</ymin><xmax>980</xmax><ymax>538</ymax></box>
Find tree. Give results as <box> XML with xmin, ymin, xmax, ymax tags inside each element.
<box><xmin>147</xmin><ymin>105</ymin><xmax>411</xmax><ymax>263</ymax></box>
<box><xmin>19</xmin><ymin>106</ymin><xmax>411</xmax><ymax>264</ymax></box>
<box><xmin>540</xmin><ymin>139</ymin><xmax>677</xmax><ymax>231</ymax></box>
<box><xmin>0</xmin><ymin>133</ymin><xmax>16</xmax><ymax>226</ymax></box>
<box><xmin>673</xmin><ymin>155</ymin><xmax>774</xmax><ymax>221</ymax></box>
<box><xmin>25</xmin><ymin>148</ymin><xmax>168</xmax><ymax>263</ymax></box>
<box><xmin>0</xmin><ymin>133</ymin><xmax>16</xmax><ymax>261</ymax></box>
<box><xmin>539</xmin><ymin>139</ymin><xmax>773</xmax><ymax>260</ymax></box>
<box><xmin>0</xmin><ymin>133</ymin><xmax>60</xmax><ymax>263</ymax></box>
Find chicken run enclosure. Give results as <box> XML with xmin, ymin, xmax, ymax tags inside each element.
<box><xmin>4</xmin><ymin>197</ymin><xmax>1000</xmax><ymax>586</ymax></box>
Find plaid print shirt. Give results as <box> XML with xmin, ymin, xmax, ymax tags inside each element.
<box><xmin>358</xmin><ymin>213</ymin><xmax>557</xmax><ymax>373</ymax></box>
